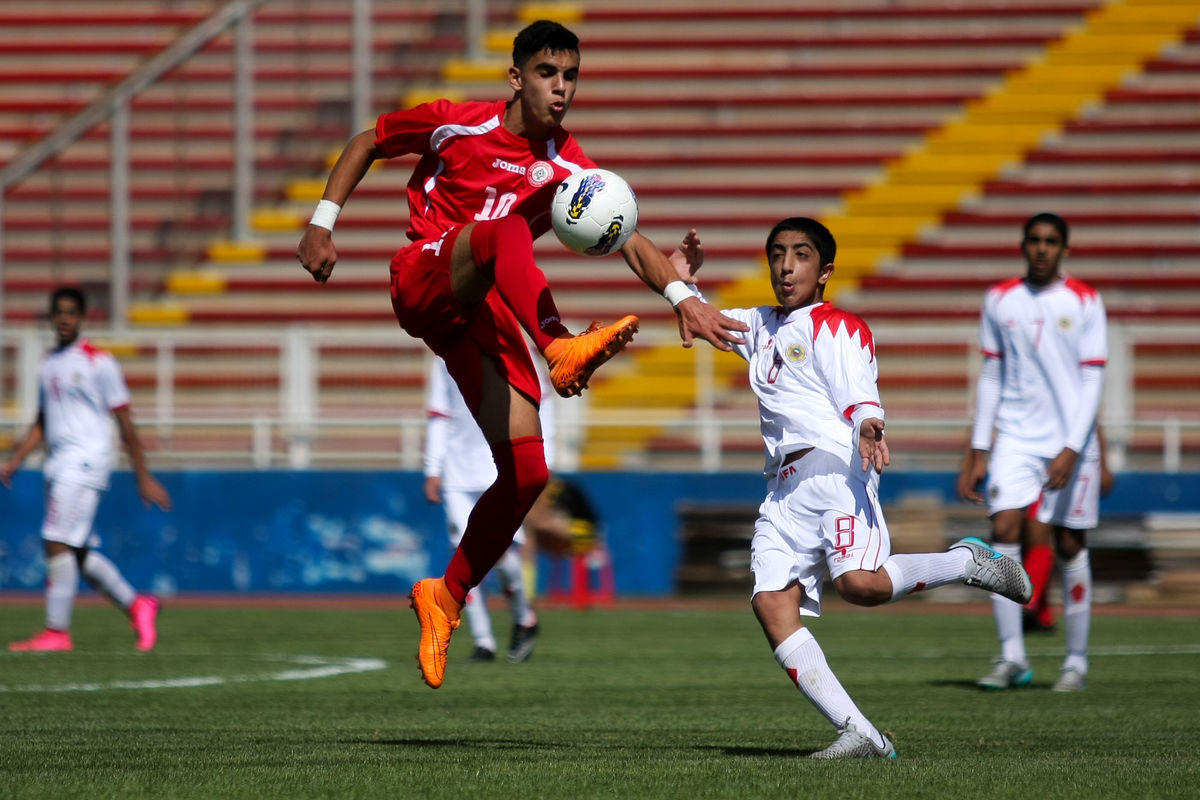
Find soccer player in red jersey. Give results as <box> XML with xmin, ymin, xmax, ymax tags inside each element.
<box><xmin>296</xmin><ymin>20</ymin><xmax>747</xmax><ymax>688</ymax></box>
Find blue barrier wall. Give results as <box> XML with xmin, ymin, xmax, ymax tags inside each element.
<box><xmin>1</xmin><ymin>470</ymin><xmax>1197</xmax><ymax>595</ymax></box>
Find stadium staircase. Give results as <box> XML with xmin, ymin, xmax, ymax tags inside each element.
<box><xmin>2</xmin><ymin>0</ymin><xmax>1198</xmax><ymax>470</ymax></box>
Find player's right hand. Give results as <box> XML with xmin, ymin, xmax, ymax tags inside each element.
<box><xmin>675</xmin><ymin>297</ymin><xmax>748</xmax><ymax>351</ymax></box>
<box><xmin>297</xmin><ymin>227</ymin><xmax>337</xmax><ymax>284</ymax></box>
<box><xmin>0</xmin><ymin>459</ymin><xmax>16</xmax><ymax>489</ymax></box>
<box><xmin>423</xmin><ymin>476</ymin><xmax>442</xmax><ymax>505</ymax></box>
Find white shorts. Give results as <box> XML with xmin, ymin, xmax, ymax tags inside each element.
<box><xmin>986</xmin><ymin>440</ymin><xmax>1100</xmax><ymax>530</ymax></box>
<box><xmin>443</xmin><ymin>488</ymin><xmax>526</xmax><ymax>548</ymax></box>
<box><xmin>750</xmin><ymin>448</ymin><xmax>891</xmax><ymax>617</ymax></box>
<box><xmin>42</xmin><ymin>478</ymin><xmax>102</xmax><ymax>549</ymax></box>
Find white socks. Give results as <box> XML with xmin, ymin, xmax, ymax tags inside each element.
<box><xmin>81</xmin><ymin>550</ymin><xmax>136</xmax><ymax>610</ymax></box>
<box><xmin>496</xmin><ymin>547</ymin><xmax>537</xmax><ymax>628</ymax></box>
<box><xmin>45</xmin><ymin>551</ymin><xmax>79</xmax><ymax>631</ymax></box>
<box><xmin>881</xmin><ymin>549</ymin><xmax>972</xmax><ymax>602</ymax></box>
<box><xmin>462</xmin><ymin>544</ymin><xmax>538</xmax><ymax>653</ymax></box>
<box><xmin>988</xmin><ymin>542</ymin><xmax>1028</xmax><ymax>666</ymax></box>
<box><xmin>774</xmin><ymin>627</ymin><xmax>885</xmax><ymax>746</ymax></box>
<box><xmin>1062</xmin><ymin>549</ymin><xmax>1092</xmax><ymax>674</ymax></box>
<box><xmin>462</xmin><ymin>589</ymin><xmax>497</xmax><ymax>652</ymax></box>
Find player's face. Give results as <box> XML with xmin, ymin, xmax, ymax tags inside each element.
<box><xmin>507</xmin><ymin>48</ymin><xmax>580</xmax><ymax>134</ymax></box>
<box><xmin>50</xmin><ymin>297</ymin><xmax>83</xmax><ymax>346</ymax></box>
<box><xmin>1022</xmin><ymin>222</ymin><xmax>1068</xmax><ymax>286</ymax></box>
<box><xmin>768</xmin><ymin>231</ymin><xmax>833</xmax><ymax>310</ymax></box>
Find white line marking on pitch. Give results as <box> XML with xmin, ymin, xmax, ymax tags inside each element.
<box><xmin>1029</xmin><ymin>644</ymin><xmax>1200</xmax><ymax>657</ymax></box>
<box><xmin>0</xmin><ymin>654</ymin><xmax>387</xmax><ymax>693</ymax></box>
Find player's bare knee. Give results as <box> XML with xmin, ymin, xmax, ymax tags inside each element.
<box><xmin>990</xmin><ymin>509</ymin><xmax>1024</xmax><ymax>543</ymax></box>
<box><xmin>750</xmin><ymin>590</ymin><xmax>790</xmax><ymax>625</ymax></box>
<box><xmin>833</xmin><ymin>570</ymin><xmax>890</xmax><ymax>607</ymax></box>
<box><xmin>1055</xmin><ymin>528</ymin><xmax>1086</xmax><ymax>560</ymax></box>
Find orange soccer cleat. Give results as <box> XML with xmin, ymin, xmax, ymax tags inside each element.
<box><xmin>543</xmin><ymin>315</ymin><xmax>639</xmax><ymax>398</ymax></box>
<box><xmin>408</xmin><ymin>578</ymin><xmax>462</xmax><ymax>689</ymax></box>
<box><xmin>9</xmin><ymin>628</ymin><xmax>73</xmax><ymax>652</ymax></box>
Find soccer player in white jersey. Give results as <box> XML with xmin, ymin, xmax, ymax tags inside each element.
<box><xmin>423</xmin><ymin>354</ymin><xmax>551</xmax><ymax>663</ymax></box>
<box><xmin>957</xmin><ymin>212</ymin><xmax>1107</xmax><ymax>693</ymax></box>
<box><xmin>690</xmin><ymin>217</ymin><xmax>1032</xmax><ymax>758</ymax></box>
<box><xmin>1</xmin><ymin>287</ymin><xmax>172</xmax><ymax>652</ymax></box>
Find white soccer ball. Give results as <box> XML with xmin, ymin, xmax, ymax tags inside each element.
<box><xmin>551</xmin><ymin>168</ymin><xmax>638</xmax><ymax>257</ymax></box>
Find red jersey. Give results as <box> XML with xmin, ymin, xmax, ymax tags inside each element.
<box><xmin>375</xmin><ymin>99</ymin><xmax>596</xmax><ymax>243</ymax></box>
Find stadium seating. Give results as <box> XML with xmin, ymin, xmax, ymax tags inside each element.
<box><xmin>2</xmin><ymin>0</ymin><xmax>1197</xmax><ymax>471</ymax></box>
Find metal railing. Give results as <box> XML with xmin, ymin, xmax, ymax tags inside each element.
<box><xmin>1</xmin><ymin>324</ymin><xmax>1196</xmax><ymax>473</ymax></box>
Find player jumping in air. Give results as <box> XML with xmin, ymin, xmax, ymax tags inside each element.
<box><xmin>295</xmin><ymin>20</ymin><xmax>747</xmax><ymax>688</ymax></box>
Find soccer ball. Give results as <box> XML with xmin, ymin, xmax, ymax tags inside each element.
<box><xmin>551</xmin><ymin>168</ymin><xmax>638</xmax><ymax>257</ymax></box>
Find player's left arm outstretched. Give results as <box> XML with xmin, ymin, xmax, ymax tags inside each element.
<box><xmin>619</xmin><ymin>231</ymin><xmax>748</xmax><ymax>351</ymax></box>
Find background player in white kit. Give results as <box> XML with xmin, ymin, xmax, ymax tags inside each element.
<box><xmin>423</xmin><ymin>354</ymin><xmax>550</xmax><ymax>663</ymax></box>
<box><xmin>2</xmin><ymin>287</ymin><xmax>172</xmax><ymax>652</ymax></box>
<box><xmin>691</xmin><ymin>217</ymin><xmax>1032</xmax><ymax>759</ymax></box>
<box><xmin>957</xmin><ymin>212</ymin><xmax>1106</xmax><ymax>692</ymax></box>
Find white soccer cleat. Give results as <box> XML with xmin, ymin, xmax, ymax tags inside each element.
<box><xmin>976</xmin><ymin>659</ymin><xmax>1033</xmax><ymax>690</ymax></box>
<box><xmin>810</xmin><ymin>723</ymin><xmax>897</xmax><ymax>760</ymax></box>
<box><xmin>1051</xmin><ymin>667</ymin><xmax>1087</xmax><ymax>693</ymax></box>
<box><xmin>951</xmin><ymin>537</ymin><xmax>1033</xmax><ymax>604</ymax></box>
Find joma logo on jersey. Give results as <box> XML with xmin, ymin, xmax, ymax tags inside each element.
<box><xmin>492</xmin><ymin>158</ymin><xmax>526</xmax><ymax>176</ymax></box>
<box><xmin>566</xmin><ymin>173</ymin><xmax>606</xmax><ymax>221</ymax></box>
<box><xmin>585</xmin><ymin>218</ymin><xmax>624</xmax><ymax>255</ymax></box>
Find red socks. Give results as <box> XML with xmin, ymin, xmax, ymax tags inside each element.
<box><xmin>469</xmin><ymin>216</ymin><xmax>569</xmax><ymax>351</ymax></box>
<box><xmin>1023</xmin><ymin>543</ymin><xmax>1055</xmax><ymax>620</ymax></box>
<box><xmin>443</xmin><ymin>436</ymin><xmax>550</xmax><ymax>604</ymax></box>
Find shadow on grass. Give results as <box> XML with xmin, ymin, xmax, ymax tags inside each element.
<box><xmin>696</xmin><ymin>745</ymin><xmax>814</xmax><ymax>758</ymax></box>
<box><xmin>362</xmin><ymin>739</ymin><xmax>544</xmax><ymax>749</ymax></box>
<box><xmin>928</xmin><ymin>678</ymin><xmax>996</xmax><ymax>690</ymax></box>
<box><xmin>360</xmin><ymin>739</ymin><xmax>815</xmax><ymax>757</ymax></box>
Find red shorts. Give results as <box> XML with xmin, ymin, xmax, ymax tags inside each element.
<box><xmin>389</xmin><ymin>226</ymin><xmax>541</xmax><ymax>413</ymax></box>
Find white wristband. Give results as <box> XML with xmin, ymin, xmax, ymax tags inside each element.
<box><xmin>663</xmin><ymin>280</ymin><xmax>695</xmax><ymax>307</ymax></box>
<box><xmin>309</xmin><ymin>199</ymin><xmax>341</xmax><ymax>231</ymax></box>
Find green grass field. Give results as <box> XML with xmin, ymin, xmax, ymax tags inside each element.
<box><xmin>2</xmin><ymin>599</ymin><xmax>1197</xmax><ymax>799</ymax></box>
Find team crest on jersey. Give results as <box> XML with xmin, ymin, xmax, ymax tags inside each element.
<box><xmin>787</xmin><ymin>344</ymin><xmax>807</xmax><ymax>363</ymax></box>
<box><xmin>1058</xmin><ymin>316</ymin><xmax>1072</xmax><ymax>331</ymax></box>
<box><xmin>527</xmin><ymin>160</ymin><xmax>554</xmax><ymax>188</ymax></box>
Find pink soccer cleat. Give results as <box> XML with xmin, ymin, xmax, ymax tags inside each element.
<box><xmin>130</xmin><ymin>594</ymin><xmax>160</xmax><ymax>651</ymax></box>
<box><xmin>9</xmin><ymin>628</ymin><xmax>73</xmax><ymax>652</ymax></box>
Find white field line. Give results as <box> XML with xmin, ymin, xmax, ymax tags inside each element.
<box><xmin>0</xmin><ymin>654</ymin><xmax>387</xmax><ymax>693</ymax></box>
<box><xmin>1029</xmin><ymin>644</ymin><xmax>1200</xmax><ymax>657</ymax></box>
